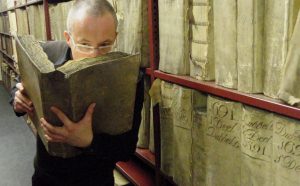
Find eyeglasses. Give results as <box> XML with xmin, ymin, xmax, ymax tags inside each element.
<box><xmin>68</xmin><ymin>32</ymin><xmax>114</xmax><ymax>55</ymax></box>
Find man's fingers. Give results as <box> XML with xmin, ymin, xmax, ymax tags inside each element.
<box><xmin>15</xmin><ymin>91</ymin><xmax>33</xmax><ymax>107</ymax></box>
<box><xmin>50</xmin><ymin>107</ymin><xmax>72</xmax><ymax>128</ymax></box>
<box><xmin>44</xmin><ymin>134</ymin><xmax>64</xmax><ymax>143</ymax></box>
<box><xmin>83</xmin><ymin>103</ymin><xmax>96</xmax><ymax>123</ymax></box>
<box><xmin>16</xmin><ymin>83</ymin><xmax>25</xmax><ymax>94</ymax></box>
<box><xmin>14</xmin><ymin>97</ymin><xmax>33</xmax><ymax>112</ymax></box>
<box><xmin>16</xmin><ymin>83</ymin><xmax>24</xmax><ymax>90</ymax></box>
<box><xmin>40</xmin><ymin>118</ymin><xmax>67</xmax><ymax>137</ymax></box>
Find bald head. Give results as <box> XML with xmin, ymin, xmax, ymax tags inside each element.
<box><xmin>66</xmin><ymin>0</ymin><xmax>118</xmax><ymax>33</ymax></box>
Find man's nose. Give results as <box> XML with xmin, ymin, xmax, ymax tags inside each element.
<box><xmin>89</xmin><ymin>49</ymin><xmax>103</xmax><ymax>58</ymax></box>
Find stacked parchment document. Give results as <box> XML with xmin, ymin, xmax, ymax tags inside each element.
<box><xmin>27</xmin><ymin>5</ymin><xmax>47</xmax><ymax>41</ymax></box>
<box><xmin>278</xmin><ymin>4</ymin><xmax>300</xmax><ymax>106</ymax></box>
<box><xmin>158</xmin><ymin>0</ymin><xmax>300</xmax><ymax>99</ymax></box>
<box><xmin>158</xmin><ymin>80</ymin><xmax>300</xmax><ymax>186</ymax></box>
<box><xmin>49</xmin><ymin>1</ymin><xmax>73</xmax><ymax>41</ymax></box>
<box><xmin>190</xmin><ymin>0</ymin><xmax>214</xmax><ymax>80</ymax></box>
<box><xmin>108</xmin><ymin>0</ymin><xmax>149</xmax><ymax>67</ymax></box>
<box><xmin>15</xmin><ymin>9</ymin><xmax>29</xmax><ymax>36</ymax></box>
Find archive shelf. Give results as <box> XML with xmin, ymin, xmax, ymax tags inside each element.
<box><xmin>0</xmin><ymin>0</ymin><xmax>43</xmax><ymax>13</ymax></box>
<box><xmin>116</xmin><ymin>158</ymin><xmax>155</xmax><ymax>186</ymax></box>
<box><xmin>146</xmin><ymin>69</ymin><xmax>300</xmax><ymax>120</ymax></box>
<box><xmin>135</xmin><ymin>148</ymin><xmax>155</xmax><ymax>169</ymax></box>
<box><xmin>0</xmin><ymin>32</ymin><xmax>12</xmax><ymax>37</ymax></box>
<box><xmin>145</xmin><ymin>1</ymin><xmax>300</xmax><ymax>185</ymax></box>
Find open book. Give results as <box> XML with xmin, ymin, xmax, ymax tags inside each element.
<box><xmin>15</xmin><ymin>35</ymin><xmax>140</xmax><ymax>158</ymax></box>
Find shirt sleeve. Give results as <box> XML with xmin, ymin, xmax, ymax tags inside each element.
<box><xmin>80</xmin><ymin>70</ymin><xmax>145</xmax><ymax>163</ymax></box>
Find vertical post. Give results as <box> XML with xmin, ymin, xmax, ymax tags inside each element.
<box><xmin>148</xmin><ymin>0</ymin><xmax>161</xmax><ymax>185</ymax></box>
<box><xmin>43</xmin><ymin>0</ymin><xmax>51</xmax><ymax>40</ymax></box>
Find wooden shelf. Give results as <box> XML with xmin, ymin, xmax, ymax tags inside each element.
<box><xmin>151</xmin><ymin>70</ymin><xmax>300</xmax><ymax>120</ymax></box>
<box><xmin>0</xmin><ymin>49</ymin><xmax>16</xmax><ymax>62</ymax></box>
<box><xmin>116</xmin><ymin>159</ymin><xmax>155</xmax><ymax>186</ymax></box>
<box><xmin>1</xmin><ymin>57</ymin><xmax>18</xmax><ymax>75</ymax></box>
<box><xmin>0</xmin><ymin>0</ymin><xmax>43</xmax><ymax>13</ymax></box>
<box><xmin>0</xmin><ymin>32</ymin><xmax>12</xmax><ymax>37</ymax></box>
<box><xmin>135</xmin><ymin>148</ymin><xmax>155</xmax><ymax>169</ymax></box>
<box><xmin>24</xmin><ymin>0</ymin><xmax>43</xmax><ymax>7</ymax></box>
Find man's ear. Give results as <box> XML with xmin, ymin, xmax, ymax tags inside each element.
<box><xmin>64</xmin><ymin>31</ymin><xmax>71</xmax><ymax>47</ymax></box>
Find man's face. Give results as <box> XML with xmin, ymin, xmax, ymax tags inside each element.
<box><xmin>64</xmin><ymin>13</ymin><xmax>117</xmax><ymax>60</ymax></box>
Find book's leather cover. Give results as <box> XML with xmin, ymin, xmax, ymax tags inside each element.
<box><xmin>16</xmin><ymin>35</ymin><xmax>140</xmax><ymax>158</ymax></box>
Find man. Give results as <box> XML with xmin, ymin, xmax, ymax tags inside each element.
<box><xmin>10</xmin><ymin>0</ymin><xmax>144</xmax><ymax>185</ymax></box>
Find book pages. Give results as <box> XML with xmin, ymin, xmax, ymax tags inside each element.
<box><xmin>272</xmin><ymin>115</ymin><xmax>300</xmax><ymax>186</ymax></box>
<box><xmin>237</xmin><ymin>0</ymin><xmax>264</xmax><ymax>93</ymax></box>
<box><xmin>205</xmin><ymin>96</ymin><xmax>242</xmax><ymax>186</ymax></box>
<box><xmin>108</xmin><ymin>0</ymin><xmax>149</xmax><ymax>67</ymax></box>
<box><xmin>190</xmin><ymin>0</ymin><xmax>215</xmax><ymax>80</ymax></box>
<box><xmin>15</xmin><ymin>9</ymin><xmax>29</xmax><ymax>36</ymax></box>
<box><xmin>191</xmin><ymin>90</ymin><xmax>207</xmax><ymax>186</ymax></box>
<box><xmin>264</xmin><ymin>0</ymin><xmax>300</xmax><ymax>98</ymax></box>
<box><xmin>159</xmin><ymin>81</ymin><xmax>175</xmax><ymax>176</ymax></box>
<box><xmin>159</xmin><ymin>0</ymin><xmax>190</xmax><ymax>75</ymax></box>
<box><xmin>27</xmin><ymin>5</ymin><xmax>47</xmax><ymax>41</ymax></box>
<box><xmin>241</xmin><ymin>106</ymin><xmax>273</xmax><ymax>186</ymax></box>
<box><xmin>214</xmin><ymin>0</ymin><xmax>237</xmax><ymax>89</ymax></box>
<box><xmin>278</xmin><ymin>10</ymin><xmax>300</xmax><ymax>106</ymax></box>
<box><xmin>137</xmin><ymin>77</ymin><xmax>151</xmax><ymax>149</ymax></box>
<box><xmin>172</xmin><ymin>85</ymin><xmax>193</xmax><ymax>186</ymax></box>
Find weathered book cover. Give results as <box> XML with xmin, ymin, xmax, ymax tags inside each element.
<box><xmin>241</xmin><ymin>106</ymin><xmax>273</xmax><ymax>186</ymax></box>
<box><xmin>108</xmin><ymin>0</ymin><xmax>149</xmax><ymax>67</ymax></box>
<box><xmin>158</xmin><ymin>0</ymin><xmax>190</xmax><ymax>75</ymax></box>
<box><xmin>264</xmin><ymin>0</ymin><xmax>300</xmax><ymax>98</ymax></box>
<box><xmin>278</xmin><ymin>10</ymin><xmax>300</xmax><ymax>106</ymax></box>
<box><xmin>172</xmin><ymin>85</ymin><xmax>193</xmax><ymax>186</ymax></box>
<box><xmin>272</xmin><ymin>114</ymin><xmax>300</xmax><ymax>186</ymax></box>
<box><xmin>159</xmin><ymin>81</ymin><xmax>175</xmax><ymax>177</ymax></box>
<box><xmin>190</xmin><ymin>0</ymin><xmax>215</xmax><ymax>81</ymax></box>
<box><xmin>16</xmin><ymin>35</ymin><xmax>140</xmax><ymax>158</ymax></box>
<box><xmin>214</xmin><ymin>0</ymin><xmax>238</xmax><ymax>89</ymax></box>
<box><xmin>205</xmin><ymin>96</ymin><xmax>242</xmax><ymax>186</ymax></box>
<box><xmin>237</xmin><ymin>0</ymin><xmax>264</xmax><ymax>93</ymax></box>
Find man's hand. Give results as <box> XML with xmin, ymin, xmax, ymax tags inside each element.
<box><xmin>13</xmin><ymin>83</ymin><xmax>34</xmax><ymax>114</ymax></box>
<box><xmin>40</xmin><ymin>103</ymin><xmax>96</xmax><ymax>148</ymax></box>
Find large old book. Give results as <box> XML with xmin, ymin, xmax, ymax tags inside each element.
<box><xmin>237</xmin><ymin>0</ymin><xmax>264</xmax><ymax>93</ymax></box>
<box><xmin>241</xmin><ymin>106</ymin><xmax>273</xmax><ymax>186</ymax></box>
<box><xmin>214</xmin><ymin>0</ymin><xmax>238</xmax><ymax>89</ymax></box>
<box><xmin>159</xmin><ymin>80</ymin><xmax>175</xmax><ymax>177</ymax></box>
<box><xmin>16</xmin><ymin>35</ymin><xmax>141</xmax><ymax>158</ymax></box>
<box><xmin>264</xmin><ymin>0</ymin><xmax>300</xmax><ymax>98</ymax></box>
<box><xmin>205</xmin><ymin>96</ymin><xmax>242</xmax><ymax>186</ymax></box>
<box><xmin>190</xmin><ymin>0</ymin><xmax>215</xmax><ymax>81</ymax></box>
<box><xmin>49</xmin><ymin>1</ymin><xmax>72</xmax><ymax>41</ymax></box>
<box><xmin>159</xmin><ymin>0</ymin><xmax>190</xmax><ymax>75</ymax></box>
<box><xmin>278</xmin><ymin>10</ymin><xmax>300</xmax><ymax>106</ymax></box>
<box><xmin>108</xmin><ymin>0</ymin><xmax>149</xmax><ymax>67</ymax></box>
<box><xmin>27</xmin><ymin>5</ymin><xmax>47</xmax><ymax>41</ymax></box>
